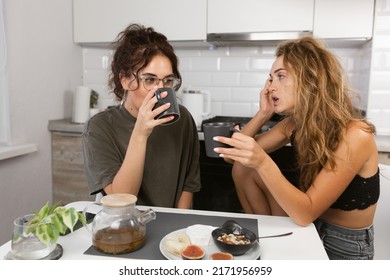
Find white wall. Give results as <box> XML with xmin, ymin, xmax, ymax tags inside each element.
<box><xmin>0</xmin><ymin>0</ymin><xmax>82</xmax><ymax>245</ymax></box>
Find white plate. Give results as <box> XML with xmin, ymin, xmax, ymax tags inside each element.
<box><xmin>159</xmin><ymin>228</ymin><xmax>261</xmax><ymax>260</ymax></box>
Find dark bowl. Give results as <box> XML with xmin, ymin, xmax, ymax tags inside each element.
<box><xmin>211</xmin><ymin>220</ymin><xmax>257</xmax><ymax>256</ymax></box>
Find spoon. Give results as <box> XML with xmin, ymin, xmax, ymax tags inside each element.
<box><xmin>257</xmin><ymin>231</ymin><xmax>293</xmax><ymax>239</ymax></box>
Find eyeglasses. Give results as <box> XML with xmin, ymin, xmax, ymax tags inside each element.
<box><xmin>137</xmin><ymin>74</ymin><xmax>180</xmax><ymax>90</ymax></box>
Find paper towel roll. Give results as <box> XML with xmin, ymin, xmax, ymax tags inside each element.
<box><xmin>72</xmin><ymin>86</ymin><xmax>91</xmax><ymax>123</ymax></box>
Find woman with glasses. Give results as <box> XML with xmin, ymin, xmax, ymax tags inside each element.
<box><xmin>82</xmin><ymin>24</ymin><xmax>201</xmax><ymax>208</ymax></box>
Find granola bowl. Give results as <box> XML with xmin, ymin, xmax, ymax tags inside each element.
<box><xmin>211</xmin><ymin>220</ymin><xmax>257</xmax><ymax>256</ymax></box>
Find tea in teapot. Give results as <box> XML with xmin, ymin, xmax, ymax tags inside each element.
<box><xmin>84</xmin><ymin>193</ymin><xmax>156</xmax><ymax>254</ymax></box>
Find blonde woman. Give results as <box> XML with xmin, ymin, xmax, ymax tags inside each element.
<box><xmin>215</xmin><ymin>36</ymin><xmax>379</xmax><ymax>260</ymax></box>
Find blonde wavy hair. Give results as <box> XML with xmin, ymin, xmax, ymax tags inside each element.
<box><xmin>276</xmin><ymin>36</ymin><xmax>375</xmax><ymax>191</ymax></box>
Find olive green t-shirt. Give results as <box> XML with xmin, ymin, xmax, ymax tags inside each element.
<box><xmin>82</xmin><ymin>104</ymin><xmax>201</xmax><ymax>208</ymax></box>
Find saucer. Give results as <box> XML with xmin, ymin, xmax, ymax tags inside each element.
<box><xmin>4</xmin><ymin>244</ymin><xmax>63</xmax><ymax>260</ymax></box>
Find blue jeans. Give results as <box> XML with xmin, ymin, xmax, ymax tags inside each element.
<box><xmin>314</xmin><ymin>219</ymin><xmax>374</xmax><ymax>260</ymax></box>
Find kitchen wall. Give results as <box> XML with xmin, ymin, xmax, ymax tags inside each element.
<box><xmin>0</xmin><ymin>0</ymin><xmax>82</xmax><ymax>245</ymax></box>
<box><xmin>82</xmin><ymin>0</ymin><xmax>390</xmax><ymax>149</ymax></box>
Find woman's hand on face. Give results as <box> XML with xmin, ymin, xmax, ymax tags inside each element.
<box><xmin>259</xmin><ymin>79</ymin><xmax>275</xmax><ymax>118</ymax></box>
<box><xmin>135</xmin><ymin>87</ymin><xmax>174</xmax><ymax>137</ymax></box>
<box><xmin>213</xmin><ymin>132</ymin><xmax>267</xmax><ymax>169</ymax></box>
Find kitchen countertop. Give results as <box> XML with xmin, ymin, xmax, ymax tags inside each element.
<box><xmin>48</xmin><ymin>118</ymin><xmax>84</xmax><ymax>134</ymax></box>
<box><xmin>48</xmin><ymin>119</ymin><xmax>390</xmax><ymax>152</ymax></box>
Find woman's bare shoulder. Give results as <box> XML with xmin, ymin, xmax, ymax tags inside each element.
<box><xmin>343</xmin><ymin>121</ymin><xmax>378</xmax><ymax>175</ymax></box>
<box><xmin>345</xmin><ymin>121</ymin><xmax>375</xmax><ymax>144</ymax></box>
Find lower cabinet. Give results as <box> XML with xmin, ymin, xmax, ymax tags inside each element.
<box><xmin>51</xmin><ymin>132</ymin><xmax>92</xmax><ymax>205</ymax></box>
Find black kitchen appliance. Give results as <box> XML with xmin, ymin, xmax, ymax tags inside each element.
<box><xmin>193</xmin><ymin>115</ymin><xmax>296</xmax><ymax>213</ymax></box>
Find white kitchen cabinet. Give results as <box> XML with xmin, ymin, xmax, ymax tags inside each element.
<box><xmin>73</xmin><ymin>0</ymin><xmax>207</xmax><ymax>43</ymax></box>
<box><xmin>313</xmin><ymin>0</ymin><xmax>375</xmax><ymax>39</ymax></box>
<box><xmin>207</xmin><ymin>0</ymin><xmax>314</xmax><ymax>34</ymax></box>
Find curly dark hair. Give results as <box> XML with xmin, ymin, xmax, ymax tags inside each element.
<box><xmin>108</xmin><ymin>23</ymin><xmax>182</xmax><ymax>101</ymax></box>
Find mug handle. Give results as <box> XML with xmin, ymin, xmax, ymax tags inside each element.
<box><xmin>230</xmin><ymin>125</ymin><xmax>240</xmax><ymax>133</ymax></box>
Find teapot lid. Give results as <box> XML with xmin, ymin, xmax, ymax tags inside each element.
<box><xmin>100</xmin><ymin>193</ymin><xmax>137</xmax><ymax>207</ymax></box>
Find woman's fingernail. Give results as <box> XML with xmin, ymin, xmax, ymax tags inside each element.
<box><xmin>213</xmin><ymin>136</ymin><xmax>218</xmax><ymax>141</ymax></box>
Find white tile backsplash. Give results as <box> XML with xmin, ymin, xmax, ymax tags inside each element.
<box><xmin>205</xmin><ymin>87</ymin><xmax>231</xmax><ymax>101</ymax></box>
<box><xmin>191</xmin><ymin>57</ymin><xmax>220</xmax><ymax>71</ymax></box>
<box><xmin>376</xmin><ymin>16</ymin><xmax>390</xmax><ymax>30</ymax></box>
<box><xmin>83</xmin><ymin>48</ymin><xmax>112</xmax><ymax>70</ymax></box>
<box><xmin>222</xmin><ymin>102</ymin><xmax>252</xmax><ymax>117</ymax></box>
<box><xmin>231</xmin><ymin>87</ymin><xmax>260</xmax><ymax>103</ymax></box>
<box><xmin>82</xmin><ymin>44</ymin><xmax>370</xmax><ymax>119</ymax></box>
<box><xmin>250</xmin><ymin>57</ymin><xmax>275</xmax><ymax>71</ymax></box>
<box><xmin>81</xmin><ymin>1</ymin><xmax>390</xmax><ymax>137</ymax></box>
<box><xmin>240</xmin><ymin>72</ymin><xmax>267</xmax><ymax>87</ymax></box>
<box><xmin>83</xmin><ymin>69</ymin><xmax>109</xmax><ymax>85</ymax></box>
<box><xmin>211</xmin><ymin>72</ymin><xmax>240</xmax><ymax>86</ymax></box>
<box><xmin>220</xmin><ymin>57</ymin><xmax>250</xmax><ymax>71</ymax></box>
<box><xmin>372</xmin><ymin>52</ymin><xmax>390</xmax><ymax>69</ymax></box>
<box><xmin>369</xmin><ymin>92</ymin><xmax>390</xmax><ymax>109</ymax></box>
<box><xmin>373</xmin><ymin>34</ymin><xmax>390</xmax><ymax>48</ymax></box>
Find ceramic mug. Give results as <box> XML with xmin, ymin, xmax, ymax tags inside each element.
<box><xmin>152</xmin><ymin>88</ymin><xmax>180</xmax><ymax>125</ymax></box>
<box><xmin>203</xmin><ymin>122</ymin><xmax>236</xmax><ymax>158</ymax></box>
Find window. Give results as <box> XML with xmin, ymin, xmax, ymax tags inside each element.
<box><xmin>0</xmin><ymin>0</ymin><xmax>37</xmax><ymax>160</ymax></box>
<box><xmin>0</xmin><ymin>0</ymin><xmax>10</xmax><ymax>145</ymax></box>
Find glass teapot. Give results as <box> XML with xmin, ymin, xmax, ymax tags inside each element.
<box><xmin>83</xmin><ymin>193</ymin><xmax>156</xmax><ymax>254</ymax></box>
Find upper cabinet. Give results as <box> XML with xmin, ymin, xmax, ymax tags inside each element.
<box><xmin>73</xmin><ymin>0</ymin><xmax>375</xmax><ymax>45</ymax></box>
<box><xmin>73</xmin><ymin>0</ymin><xmax>207</xmax><ymax>43</ymax></box>
<box><xmin>207</xmin><ymin>0</ymin><xmax>314</xmax><ymax>34</ymax></box>
<box><xmin>313</xmin><ymin>0</ymin><xmax>375</xmax><ymax>39</ymax></box>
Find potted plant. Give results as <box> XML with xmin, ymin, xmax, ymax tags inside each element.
<box><xmin>89</xmin><ymin>89</ymin><xmax>100</xmax><ymax>117</ymax></box>
<box><xmin>90</xmin><ymin>90</ymin><xmax>99</xmax><ymax>109</ymax></box>
<box><xmin>10</xmin><ymin>202</ymin><xmax>86</xmax><ymax>259</ymax></box>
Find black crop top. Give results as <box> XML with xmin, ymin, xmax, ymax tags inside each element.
<box><xmin>330</xmin><ymin>169</ymin><xmax>380</xmax><ymax>211</ymax></box>
<box><xmin>290</xmin><ymin>131</ymin><xmax>380</xmax><ymax>211</ymax></box>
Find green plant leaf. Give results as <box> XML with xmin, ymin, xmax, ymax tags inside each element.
<box><xmin>26</xmin><ymin>203</ymin><xmax>86</xmax><ymax>245</ymax></box>
<box><xmin>77</xmin><ymin>212</ymin><xmax>87</xmax><ymax>225</ymax></box>
<box><xmin>59</xmin><ymin>208</ymin><xmax>78</xmax><ymax>232</ymax></box>
<box><xmin>90</xmin><ymin>90</ymin><xmax>99</xmax><ymax>108</ymax></box>
<box><xmin>51</xmin><ymin>213</ymin><xmax>67</xmax><ymax>235</ymax></box>
<box><xmin>35</xmin><ymin>224</ymin><xmax>52</xmax><ymax>246</ymax></box>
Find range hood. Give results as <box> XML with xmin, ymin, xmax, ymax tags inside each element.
<box><xmin>207</xmin><ymin>31</ymin><xmax>312</xmax><ymax>46</ymax></box>
<box><xmin>205</xmin><ymin>31</ymin><xmax>371</xmax><ymax>48</ymax></box>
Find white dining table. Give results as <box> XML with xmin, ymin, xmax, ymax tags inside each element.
<box><xmin>0</xmin><ymin>201</ymin><xmax>328</xmax><ymax>260</ymax></box>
